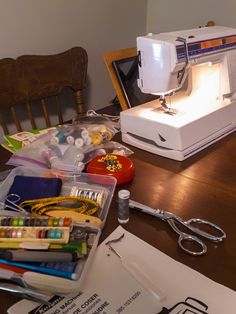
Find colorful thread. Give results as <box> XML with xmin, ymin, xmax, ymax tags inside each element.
<box><xmin>0</xmin><ymin>216</ymin><xmax>72</xmax><ymax>227</ymax></box>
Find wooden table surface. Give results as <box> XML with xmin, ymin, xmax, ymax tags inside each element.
<box><xmin>0</xmin><ymin>121</ymin><xmax>236</xmax><ymax>313</ymax></box>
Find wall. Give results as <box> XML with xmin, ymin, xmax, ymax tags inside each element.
<box><xmin>0</xmin><ymin>0</ymin><xmax>148</xmax><ymax>112</ymax></box>
<box><xmin>147</xmin><ymin>0</ymin><xmax>236</xmax><ymax>33</ymax></box>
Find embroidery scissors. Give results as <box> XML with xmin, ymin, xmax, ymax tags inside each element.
<box><xmin>129</xmin><ymin>200</ymin><xmax>226</xmax><ymax>256</ymax></box>
<box><xmin>0</xmin><ymin>194</ymin><xmax>29</xmax><ymax>215</ymax></box>
<box><xmin>0</xmin><ymin>268</ymin><xmax>51</xmax><ymax>305</ymax></box>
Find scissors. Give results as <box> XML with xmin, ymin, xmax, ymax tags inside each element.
<box><xmin>0</xmin><ymin>268</ymin><xmax>51</xmax><ymax>305</ymax></box>
<box><xmin>0</xmin><ymin>194</ymin><xmax>29</xmax><ymax>215</ymax></box>
<box><xmin>0</xmin><ymin>282</ymin><xmax>51</xmax><ymax>305</ymax></box>
<box><xmin>129</xmin><ymin>200</ymin><xmax>226</xmax><ymax>256</ymax></box>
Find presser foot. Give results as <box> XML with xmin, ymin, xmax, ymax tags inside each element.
<box><xmin>163</xmin><ymin>107</ymin><xmax>177</xmax><ymax>116</ymax></box>
<box><xmin>159</xmin><ymin>95</ymin><xmax>176</xmax><ymax>116</ymax></box>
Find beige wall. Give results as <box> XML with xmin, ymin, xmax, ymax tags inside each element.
<box><xmin>1</xmin><ymin>0</ymin><xmax>234</xmax><ymax>129</ymax></box>
<box><xmin>147</xmin><ymin>0</ymin><xmax>236</xmax><ymax>33</ymax></box>
<box><xmin>0</xmin><ymin>0</ymin><xmax>148</xmax><ymax>112</ymax></box>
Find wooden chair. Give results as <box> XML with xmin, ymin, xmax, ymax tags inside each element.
<box><xmin>0</xmin><ymin>47</ymin><xmax>88</xmax><ymax>135</ymax></box>
<box><xmin>103</xmin><ymin>47</ymin><xmax>137</xmax><ymax>110</ymax></box>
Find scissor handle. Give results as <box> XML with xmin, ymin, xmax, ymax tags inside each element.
<box><xmin>167</xmin><ymin>218</ymin><xmax>207</xmax><ymax>256</ymax></box>
<box><xmin>6</xmin><ymin>194</ymin><xmax>21</xmax><ymax>203</ymax></box>
<box><xmin>178</xmin><ymin>233</ymin><xmax>207</xmax><ymax>256</ymax></box>
<box><xmin>5</xmin><ymin>194</ymin><xmax>29</xmax><ymax>215</ymax></box>
<box><xmin>185</xmin><ymin>218</ymin><xmax>226</xmax><ymax>242</ymax></box>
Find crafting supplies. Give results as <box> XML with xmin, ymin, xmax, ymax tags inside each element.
<box><xmin>87</xmin><ymin>153</ymin><xmax>135</xmax><ymax>185</ymax></box>
<box><xmin>70</xmin><ymin>186</ymin><xmax>105</xmax><ymax>207</ymax></box>
<box><xmin>0</xmin><ymin>241</ymin><xmax>88</xmax><ymax>257</ymax></box>
<box><xmin>43</xmin><ymin>210</ymin><xmax>102</xmax><ymax>225</ymax></box>
<box><xmin>50</xmin><ymin>241</ymin><xmax>87</xmax><ymax>255</ymax></box>
<box><xmin>0</xmin><ymin>262</ymin><xmax>27</xmax><ymax>274</ymax></box>
<box><xmin>19</xmin><ymin>196</ymin><xmax>99</xmax><ymax>216</ymax></box>
<box><xmin>0</xmin><ymin>216</ymin><xmax>72</xmax><ymax>227</ymax></box>
<box><xmin>0</xmin><ymin>249</ymin><xmax>78</xmax><ymax>263</ymax></box>
<box><xmin>87</xmin><ymin>232</ymin><xmax>97</xmax><ymax>247</ymax></box>
<box><xmin>42</xmin><ymin>169</ymin><xmax>66</xmax><ymax>180</ymax></box>
<box><xmin>2</xmin><ymin>194</ymin><xmax>29</xmax><ymax>215</ymax></box>
<box><xmin>0</xmin><ymin>226</ymin><xmax>92</xmax><ymax>280</ymax></box>
<box><xmin>0</xmin><ymin>259</ymin><xmax>79</xmax><ymax>280</ymax></box>
<box><xmin>0</xmin><ymin>166</ymin><xmax>116</xmax><ymax>295</ymax></box>
<box><xmin>118</xmin><ymin>190</ymin><xmax>130</xmax><ymax>224</ymax></box>
<box><xmin>0</xmin><ymin>226</ymin><xmax>70</xmax><ymax>243</ymax></box>
<box><xmin>0</xmin><ymin>216</ymin><xmax>72</xmax><ymax>244</ymax></box>
<box><xmin>0</xmin><ymin>282</ymin><xmax>50</xmax><ymax>305</ymax></box>
<box><xmin>69</xmin><ymin>227</ymin><xmax>88</xmax><ymax>242</ymax></box>
<box><xmin>0</xmin><ymin>267</ymin><xmax>28</xmax><ymax>288</ymax></box>
<box><xmin>19</xmin><ymin>271</ymin><xmax>78</xmax><ymax>294</ymax></box>
<box><xmin>6</xmin><ymin>176</ymin><xmax>62</xmax><ymax>208</ymax></box>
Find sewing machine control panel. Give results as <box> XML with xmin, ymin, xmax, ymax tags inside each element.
<box><xmin>177</xmin><ymin>34</ymin><xmax>236</xmax><ymax>61</ymax></box>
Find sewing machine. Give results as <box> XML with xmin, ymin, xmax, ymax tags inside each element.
<box><xmin>120</xmin><ymin>26</ymin><xmax>236</xmax><ymax>160</ymax></box>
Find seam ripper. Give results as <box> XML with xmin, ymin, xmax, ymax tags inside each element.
<box><xmin>105</xmin><ymin>233</ymin><xmax>166</xmax><ymax>302</ymax></box>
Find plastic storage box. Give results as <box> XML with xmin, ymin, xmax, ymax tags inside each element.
<box><xmin>0</xmin><ymin>166</ymin><xmax>116</xmax><ymax>294</ymax></box>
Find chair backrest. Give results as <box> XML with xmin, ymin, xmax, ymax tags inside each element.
<box><xmin>0</xmin><ymin>47</ymin><xmax>88</xmax><ymax>135</ymax></box>
<box><xmin>104</xmin><ymin>47</ymin><xmax>137</xmax><ymax>110</ymax></box>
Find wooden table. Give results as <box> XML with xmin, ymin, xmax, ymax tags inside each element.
<box><xmin>0</xmin><ymin>118</ymin><xmax>236</xmax><ymax>313</ymax></box>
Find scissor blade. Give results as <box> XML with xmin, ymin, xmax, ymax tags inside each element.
<box><xmin>129</xmin><ymin>200</ymin><xmax>163</xmax><ymax>219</ymax></box>
<box><xmin>0</xmin><ymin>283</ymin><xmax>51</xmax><ymax>305</ymax></box>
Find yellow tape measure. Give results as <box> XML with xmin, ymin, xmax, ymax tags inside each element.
<box><xmin>20</xmin><ymin>196</ymin><xmax>99</xmax><ymax>216</ymax></box>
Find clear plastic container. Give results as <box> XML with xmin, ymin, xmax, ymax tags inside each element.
<box><xmin>0</xmin><ymin>166</ymin><xmax>117</xmax><ymax>294</ymax></box>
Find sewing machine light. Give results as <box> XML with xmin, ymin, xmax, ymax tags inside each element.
<box><xmin>196</xmin><ymin>61</ymin><xmax>213</xmax><ymax>67</ymax></box>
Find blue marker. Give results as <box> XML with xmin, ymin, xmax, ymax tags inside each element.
<box><xmin>0</xmin><ymin>259</ymin><xmax>79</xmax><ymax>280</ymax></box>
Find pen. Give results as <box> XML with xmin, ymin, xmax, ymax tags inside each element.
<box><xmin>0</xmin><ymin>259</ymin><xmax>78</xmax><ymax>280</ymax></box>
<box><xmin>0</xmin><ymin>263</ymin><xmax>76</xmax><ymax>292</ymax></box>
<box><xmin>50</xmin><ymin>242</ymin><xmax>87</xmax><ymax>255</ymax></box>
<box><xmin>0</xmin><ymin>241</ymin><xmax>87</xmax><ymax>255</ymax></box>
<box><xmin>0</xmin><ymin>249</ymin><xmax>77</xmax><ymax>262</ymax></box>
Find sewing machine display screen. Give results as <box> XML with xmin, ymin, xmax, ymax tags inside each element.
<box><xmin>112</xmin><ymin>56</ymin><xmax>158</xmax><ymax>108</ymax></box>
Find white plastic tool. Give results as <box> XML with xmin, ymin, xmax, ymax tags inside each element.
<box><xmin>105</xmin><ymin>233</ymin><xmax>166</xmax><ymax>301</ymax></box>
<box><xmin>23</xmin><ymin>272</ymin><xmax>73</xmax><ymax>294</ymax></box>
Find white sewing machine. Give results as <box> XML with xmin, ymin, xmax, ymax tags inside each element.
<box><xmin>120</xmin><ymin>26</ymin><xmax>236</xmax><ymax>160</ymax></box>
